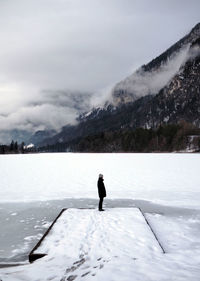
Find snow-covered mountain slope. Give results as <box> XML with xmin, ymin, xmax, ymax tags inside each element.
<box><xmin>111</xmin><ymin>23</ymin><xmax>200</xmax><ymax>105</ymax></box>
<box><xmin>129</xmin><ymin>37</ymin><xmax>200</xmax><ymax>129</ymax></box>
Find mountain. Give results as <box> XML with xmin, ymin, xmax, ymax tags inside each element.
<box><xmin>37</xmin><ymin>23</ymin><xmax>200</xmax><ymax>151</ymax></box>
<box><xmin>0</xmin><ymin>129</ymin><xmax>33</xmax><ymax>145</ymax></box>
<box><xmin>28</xmin><ymin>129</ymin><xmax>57</xmax><ymax>145</ymax></box>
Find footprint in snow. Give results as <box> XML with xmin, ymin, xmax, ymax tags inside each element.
<box><xmin>81</xmin><ymin>271</ymin><xmax>91</xmax><ymax>277</ymax></box>
<box><xmin>65</xmin><ymin>257</ymin><xmax>86</xmax><ymax>274</ymax></box>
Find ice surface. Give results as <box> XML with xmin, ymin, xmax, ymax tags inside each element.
<box><xmin>146</xmin><ymin>213</ymin><xmax>200</xmax><ymax>253</ymax></box>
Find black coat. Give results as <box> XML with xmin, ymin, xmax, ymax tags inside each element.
<box><xmin>97</xmin><ymin>178</ymin><xmax>106</xmax><ymax>198</ymax></box>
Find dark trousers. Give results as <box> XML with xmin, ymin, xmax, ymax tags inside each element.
<box><xmin>99</xmin><ymin>197</ymin><xmax>104</xmax><ymax>210</ymax></box>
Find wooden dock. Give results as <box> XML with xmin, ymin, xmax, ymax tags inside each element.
<box><xmin>29</xmin><ymin>207</ymin><xmax>165</xmax><ymax>263</ymax></box>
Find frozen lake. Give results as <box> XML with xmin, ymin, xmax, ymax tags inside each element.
<box><xmin>0</xmin><ymin>153</ymin><xmax>200</xmax><ymax>276</ymax></box>
<box><xmin>0</xmin><ymin>153</ymin><xmax>200</xmax><ymax>206</ymax></box>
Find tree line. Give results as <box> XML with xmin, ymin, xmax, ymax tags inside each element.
<box><xmin>0</xmin><ymin>141</ymin><xmax>36</xmax><ymax>154</ymax></box>
<box><xmin>39</xmin><ymin>121</ymin><xmax>200</xmax><ymax>153</ymax></box>
<box><xmin>1</xmin><ymin>122</ymin><xmax>200</xmax><ymax>154</ymax></box>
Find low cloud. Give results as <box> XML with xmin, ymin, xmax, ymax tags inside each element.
<box><xmin>112</xmin><ymin>45</ymin><xmax>191</xmax><ymax>103</ymax></box>
<box><xmin>0</xmin><ymin>90</ymin><xmax>93</xmax><ymax>134</ymax></box>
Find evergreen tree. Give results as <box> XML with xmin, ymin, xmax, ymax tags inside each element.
<box><xmin>14</xmin><ymin>141</ymin><xmax>18</xmax><ymax>152</ymax></box>
<box><xmin>10</xmin><ymin>140</ymin><xmax>14</xmax><ymax>151</ymax></box>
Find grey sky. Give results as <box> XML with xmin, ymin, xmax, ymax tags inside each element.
<box><xmin>0</xmin><ymin>0</ymin><xmax>199</xmax><ymax>135</ymax></box>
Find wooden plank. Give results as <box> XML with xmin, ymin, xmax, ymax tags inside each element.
<box><xmin>29</xmin><ymin>208</ymin><xmax>67</xmax><ymax>263</ymax></box>
<box><xmin>138</xmin><ymin>207</ymin><xmax>166</xmax><ymax>254</ymax></box>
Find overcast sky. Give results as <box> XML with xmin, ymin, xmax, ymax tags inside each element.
<box><xmin>0</xmin><ymin>0</ymin><xmax>199</xmax><ymax>136</ymax></box>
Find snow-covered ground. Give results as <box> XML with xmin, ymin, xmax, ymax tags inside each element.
<box><xmin>0</xmin><ymin>153</ymin><xmax>200</xmax><ymax>280</ymax></box>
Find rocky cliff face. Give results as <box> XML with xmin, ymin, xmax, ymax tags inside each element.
<box><xmin>132</xmin><ymin>37</ymin><xmax>200</xmax><ymax>129</ymax></box>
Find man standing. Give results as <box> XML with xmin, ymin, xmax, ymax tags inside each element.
<box><xmin>97</xmin><ymin>174</ymin><xmax>106</xmax><ymax>211</ymax></box>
